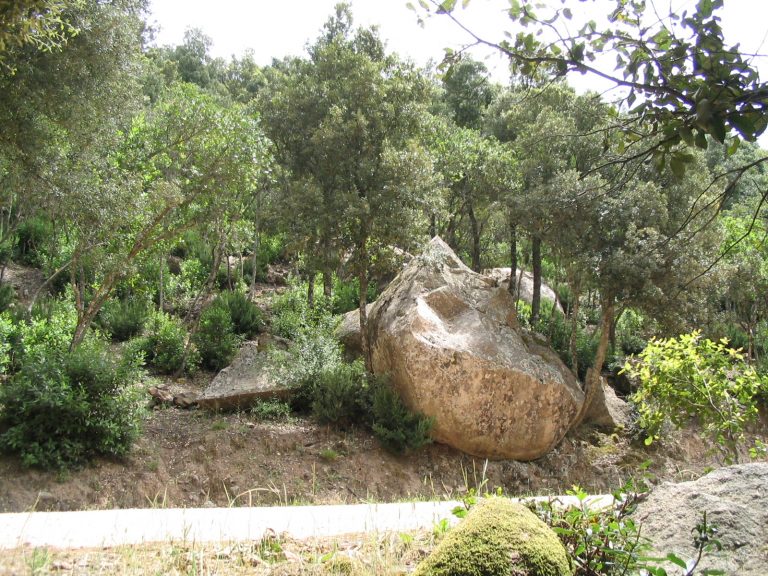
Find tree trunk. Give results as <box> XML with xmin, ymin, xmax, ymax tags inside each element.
<box><xmin>158</xmin><ymin>255</ymin><xmax>164</xmax><ymax>313</ymax></box>
<box><xmin>357</xmin><ymin>238</ymin><xmax>372</xmax><ymax>372</ymax></box>
<box><xmin>307</xmin><ymin>273</ymin><xmax>315</xmax><ymax>309</ymax></box>
<box><xmin>507</xmin><ymin>221</ymin><xmax>518</xmax><ymax>296</ymax></box>
<box><xmin>568</xmin><ymin>275</ymin><xmax>581</xmax><ymax>378</ymax></box>
<box><xmin>610</xmin><ymin>307</ymin><xmax>625</xmax><ymax>351</ymax></box>
<box><xmin>429</xmin><ymin>213</ymin><xmax>437</xmax><ymax>238</ymax></box>
<box><xmin>467</xmin><ymin>202</ymin><xmax>481</xmax><ymax>272</ymax></box>
<box><xmin>531</xmin><ymin>234</ymin><xmax>542</xmax><ymax>324</ymax></box>
<box><xmin>323</xmin><ymin>268</ymin><xmax>333</xmax><ymax>299</ymax></box>
<box><xmin>571</xmin><ymin>295</ymin><xmax>615</xmax><ymax>429</ymax></box>
<box><xmin>249</xmin><ymin>231</ymin><xmax>260</xmax><ymax>290</ymax></box>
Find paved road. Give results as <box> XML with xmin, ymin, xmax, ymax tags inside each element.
<box><xmin>0</xmin><ymin>495</ymin><xmax>614</xmax><ymax>549</ymax></box>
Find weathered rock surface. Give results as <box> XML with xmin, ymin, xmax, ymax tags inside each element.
<box><xmin>368</xmin><ymin>237</ymin><xmax>584</xmax><ymax>460</ymax></box>
<box><xmin>197</xmin><ymin>342</ymin><xmax>291</xmax><ymax>411</ymax></box>
<box><xmin>336</xmin><ymin>304</ymin><xmax>371</xmax><ymax>356</ymax></box>
<box><xmin>483</xmin><ymin>267</ymin><xmax>564</xmax><ymax>313</ymax></box>
<box><xmin>582</xmin><ymin>370</ymin><xmax>632</xmax><ymax>429</ymax></box>
<box><xmin>634</xmin><ymin>463</ymin><xmax>768</xmax><ymax>575</ymax></box>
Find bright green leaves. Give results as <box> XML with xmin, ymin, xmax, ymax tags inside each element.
<box><xmin>624</xmin><ymin>330</ymin><xmax>766</xmax><ymax>460</ymax></box>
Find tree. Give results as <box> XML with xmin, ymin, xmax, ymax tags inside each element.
<box><xmin>0</xmin><ymin>0</ymin><xmax>80</xmax><ymax>70</ymax></box>
<box><xmin>64</xmin><ymin>83</ymin><xmax>274</xmax><ymax>349</ymax></box>
<box><xmin>427</xmin><ymin>117</ymin><xmax>517</xmax><ymax>272</ymax></box>
<box><xmin>261</xmin><ymin>3</ymin><xmax>434</xmax><ymax>369</ymax></box>
<box><xmin>0</xmin><ymin>0</ymin><xmax>147</xmax><ymax>287</ymax></box>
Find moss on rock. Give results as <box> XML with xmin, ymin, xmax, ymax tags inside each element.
<box><xmin>415</xmin><ymin>498</ymin><xmax>572</xmax><ymax>576</ymax></box>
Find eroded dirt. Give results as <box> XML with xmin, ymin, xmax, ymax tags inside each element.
<box><xmin>2</xmin><ymin>368</ymin><xmax>765</xmax><ymax>513</ymax></box>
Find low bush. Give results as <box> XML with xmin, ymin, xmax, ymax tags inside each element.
<box><xmin>14</xmin><ymin>216</ymin><xmax>52</xmax><ymax>266</ymax></box>
<box><xmin>195</xmin><ymin>305</ymin><xmax>240</xmax><ymax>371</ymax></box>
<box><xmin>251</xmin><ymin>399</ymin><xmax>292</xmax><ymax>422</ymax></box>
<box><xmin>331</xmin><ymin>275</ymin><xmax>378</xmax><ymax>315</ymax></box>
<box><xmin>133</xmin><ymin>312</ymin><xmax>198</xmax><ymax>375</ymax></box>
<box><xmin>270</xmin><ymin>279</ymin><xmax>332</xmax><ymax>340</ymax></box>
<box><xmin>311</xmin><ymin>360</ymin><xmax>368</xmax><ymax>428</ymax></box>
<box><xmin>370</xmin><ymin>376</ymin><xmax>433</xmax><ymax>454</ymax></box>
<box><xmin>0</xmin><ymin>329</ymin><xmax>144</xmax><ymax>469</ymax></box>
<box><xmin>624</xmin><ymin>330</ymin><xmax>766</xmax><ymax>459</ymax></box>
<box><xmin>98</xmin><ymin>298</ymin><xmax>150</xmax><ymax>342</ymax></box>
<box><xmin>0</xmin><ymin>283</ymin><xmax>15</xmax><ymax>314</ymax></box>
<box><xmin>213</xmin><ymin>290</ymin><xmax>263</xmax><ymax>338</ymax></box>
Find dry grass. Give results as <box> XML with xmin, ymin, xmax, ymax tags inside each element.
<box><xmin>0</xmin><ymin>529</ymin><xmax>439</xmax><ymax>576</ymax></box>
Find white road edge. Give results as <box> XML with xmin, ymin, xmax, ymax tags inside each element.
<box><xmin>0</xmin><ymin>495</ymin><xmax>615</xmax><ymax>550</ymax></box>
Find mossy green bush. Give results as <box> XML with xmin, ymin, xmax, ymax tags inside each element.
<box><xmin>415</xmin><ymin>498</ymin><xmax>572</xmax><ymax>576</ymax></box>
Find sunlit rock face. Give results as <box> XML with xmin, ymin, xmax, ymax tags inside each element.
<box><xmin>368</xmin><ymin>237</ymin><xmax>584</xmax><ymax>461</ymax></box>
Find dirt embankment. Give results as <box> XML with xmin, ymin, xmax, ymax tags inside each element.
<box><xmin>3</xmin><ymin>375</ymin><xmax>764</xmax><ymax>513</ymax></box>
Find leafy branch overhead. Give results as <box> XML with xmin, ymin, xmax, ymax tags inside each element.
<box><xmin>420</xmin><ymin>0</ymin><xmax>768</xmax><ymax>163</ymax></box>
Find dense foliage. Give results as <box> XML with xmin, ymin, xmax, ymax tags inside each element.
<box><xmin>0</xmin><ymin>0</ymin><xmax>766</xmax><ymax>469</ymax></box>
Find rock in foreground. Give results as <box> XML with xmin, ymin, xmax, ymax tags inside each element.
<box><xmin>368</xmin><ymin>237</ymin><xmax>583</xmax><ymax>460</ymax></box>
<box><xmin>197</xmin><ymin>342</ymin><xmax>291</xmax><ymax>411</ymax></box>
<box><xmin>414</xmin><ymin>498</ymin><xmax>572</xmax><ymax>576</ymax></box>
<box><xmin>634</xmin><ymin>462</ymin><xmax>768</xmax><ymax>575</ymax></box>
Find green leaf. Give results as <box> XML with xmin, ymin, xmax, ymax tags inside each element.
<box><xmin>438</xmin><ymin>0</ymin><xmax>458</xmax><ymax>13</ymax></box>
<box><xmin>665</xmin><ymin>553</ymin><xmax>688</xmax><ymax>568</ymax></box>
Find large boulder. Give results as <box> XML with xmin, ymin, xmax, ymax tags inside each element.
<box><xmin>414</xmin><ymin>498</ymin><xmax>572</xmax><ymax>576</ymax></box>
<box><xmin>634</xmin><ymin>463</ymin><xmax>768</xmax><ymax>575</ymax></box>
<box><xmin>484</xmin><ymin>267</ymin><xmax>564</xmax><ymax>313</ymax></box>
<box><xmin>197</xmin><ymin>341</ymin><xmax>291</xmax><ymax>411</ymax></box>
<box><xmin>368</xmin><ymin>237</ymin><xmax>584</xmax><ymax>460</ymax></box>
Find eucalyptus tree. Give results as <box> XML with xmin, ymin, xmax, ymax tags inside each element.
<box><xmin>260</xmin><ymin>4</ymin><xmax>434</xmax><ymax>369</ymax></box>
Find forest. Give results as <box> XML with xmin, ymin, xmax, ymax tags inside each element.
<box><xmin>0</xmin><ymin>0</ymin><xmax>767</xmax><ymax>477</ymax></box>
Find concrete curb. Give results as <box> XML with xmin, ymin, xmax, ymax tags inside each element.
<box><xmin>0</xmin><ymin>495</ymin><xmax>615</xmax><ymax>550</ymax></box>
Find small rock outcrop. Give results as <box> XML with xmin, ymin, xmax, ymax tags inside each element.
<box><xmin>368</xmin><ymin>237</ymin><xmax>584</xmax><ymax>460</ymax></box>
<box><xmin>197</xmin><ymin>342</ymin><xmax>291</xmax><ymax>411</ymax></box>
<box><xmin>414</xmin><ymin>498</ymin><xmax>572</xmax><ymax>576</ymax></box>
<box><xmin>483</xmin><ymin>267</ymin><xmax>564</xmax><ymax>313</ymax></box>
<box><xmin>581</xmin><ymin>370</ymin><xmax>632</xmax><ymax>430</ymax></box>
<box><xmin>634</xmin><ymin>463</ymin><xmax>768</xmax><ymax>575</ymax></box>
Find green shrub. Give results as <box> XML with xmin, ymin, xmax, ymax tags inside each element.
<box><xmin>98</xmin><ymin>298</ymin><xmax>150</xmax><ymax>342</ymax></box>
<box><xmin>270</xmin><ymin>279</ymin><xmax>332</xmax><ymax>340</ymax></box>
<box><xmin>213</xmin><ymin>290</ymin><xmax>263</xmax><ymax>338</ymax></box>
<box><xmin>615</xmin><ymin>308</ymin><xmax>648</xmax><ymax>356</ymax></box>
<box><xmin>194</xmin><ymin>305</ymin><xmax>240</xmax><ymax>371</ymax></box>
<box><xmin>251</xmin><ymin>399</ymin><xmax>292</xmax><ymax>422</ymax></box>
<box><xmin>274</xmin><ymin>323</ymin><xmax>344</xmax><ymax>411</ymax></box>
<box><xmin>135</xmin><ymin>312</ymin><xmax>198</xmax><ymax>374</ymax></box>
<box><xmin>0</xmin><ymin>283</ymin><xmax>15</xmax><ymax>314</ymax></box>
<box><xmin>312</xmin><ymin>360</ymin><xmax>368</xmax><ymax>428</ymax></box>
<box><xmin>14</xmin><ymin>216</ymin><xmax>53</xmax><ymax>266</ymax></box>
<box><xmin>370</xmin><ymin>377</ymin><xmax>433</xmax><ymax>454</ymax></box>
<box><xmin>624</xmin><ymin>330</ymin><xmax>767</xmax><ymax>458</ymax></box>
<box><xmin>0</xmin><ymin>333</ymin><xmax>143</xmax><ymax>469</ymax></box>
<box><xmin>331</xmin><ymin>275</ymin><xmax>378</xmax><ymax>315</ymax></box>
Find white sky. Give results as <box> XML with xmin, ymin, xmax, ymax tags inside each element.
<box><xmin>146</xmin><ymin>0</ymin><xmax>768</xmax><ymax>142</ymax></box>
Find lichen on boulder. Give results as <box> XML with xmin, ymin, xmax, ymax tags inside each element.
<box><xmin>415</xmin><ymin>498</ymin><xmax>572</xmax><ymax>576</ymax></box>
